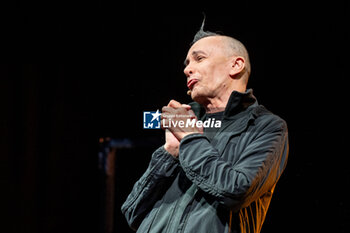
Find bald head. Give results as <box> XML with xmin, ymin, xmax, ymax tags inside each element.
<box><xmin>184</xmin><ymin>35</ymin><xmax>251</xmax><ymax>108</ymax></box>
<box><xmin>185</xmin><ymin>23</ymin><xmax>251</xmax><ymax>110</ymax></box>
<box><xmin>220</xmin><ymin>36</ymin><xmax>251</xmax><ymax>76</ymax></box>
<box><xmin>191</xmin><ymin>26</ymin><xmax>251</xmax><ymax>82</ymax></box>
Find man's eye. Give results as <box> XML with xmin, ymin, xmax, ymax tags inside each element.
<box><xmin>196</xmin><ymin>56</ymin><xmax>205</xmax><ymax>61</ymax></box>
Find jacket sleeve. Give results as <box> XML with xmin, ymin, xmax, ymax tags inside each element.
<box><xmin>121</xmin><ymin>146</ymin><xmax>179</xmax><ymax>230</ymax></box>
<box><xmin>178</xmin><ymin>116</ymin><xmax>289</xmax><ymax>211</ymax></box>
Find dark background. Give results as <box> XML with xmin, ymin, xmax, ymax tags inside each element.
<box><xmin>1</xmin><ymin>1</ymin><xmax>349</xmax><ymax>233</ymax></box>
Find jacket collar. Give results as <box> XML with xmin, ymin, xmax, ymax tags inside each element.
<box><xmin>223</xmin><ymin>88</ymin><xmax>257</xmax><ymax>119</ymax></box>
<box><xmin>189</xmin><ymin>89</ymin><xmax>257</xmax><ymax>120</ymax></box>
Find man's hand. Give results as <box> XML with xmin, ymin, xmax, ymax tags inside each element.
<box><xmin>164</xmin><ymin>129</ymin><xmax>180</xmax><ymax>157</ymax></box>
<box><xmin>161</xmin><ymin>100</ymin><xmax>203</xmax><ymax>143</ymax></box>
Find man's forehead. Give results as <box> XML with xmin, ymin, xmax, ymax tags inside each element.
<box><xmin>187</xmin><ymin>36</ymin><xmax>223</xmax><ymax>55</ymax></box>
<box><xmin>184</xmin><ymin>37</ymin><xmax>223</xmax><ymax>66</ymax></box>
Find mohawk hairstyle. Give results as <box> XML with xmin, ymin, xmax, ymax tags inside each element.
<box><xmin>192</xmin><ymin>15</ymin><xmax>221</xmax><ymax>44</ymax></box>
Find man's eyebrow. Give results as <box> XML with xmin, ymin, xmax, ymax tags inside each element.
<box><xmin>184</xmin><ymin>50</ymin><xmax>207</xmax><ymax>66</ymax></box>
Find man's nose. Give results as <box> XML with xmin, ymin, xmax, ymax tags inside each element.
<box><xmin>184</xmin><ymin>65</ymin><xmax>194</xmax><ymax>78</ymax></box>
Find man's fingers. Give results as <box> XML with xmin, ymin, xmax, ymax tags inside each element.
<box><xmin>162</xmin><ymin>106</ymin><xmax>174</xmax><ymax>114</ymax></box>
<box><xmin>167</xmin><ymin>99</ymin><xmax>182</xmax><ymax>108</ymax></box>
<box><xmin>181</xmin><ymin>104</ymin><xmax>191</xmax><ymax>110</ymax></box>
<box><xmin>162</xmin><ymin>106</ymin><xmax>168</xmax><ymax>113</ymax></box>
<box><xmin>187</xmin><ymin>109</ymin><xmax>196</xmax><ymax>119</ymax></box>
<box><xmin>162</xmin><ymin>102</ymin><xmax>194</xmax><ymax>128</ymax></box>
<box><xmin>166</xmin><ymin>100</ymin><xmax>192</xmax><ymax>112</ymax></box>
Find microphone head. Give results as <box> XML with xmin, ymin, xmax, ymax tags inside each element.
<box><xmin>187</xmin><ymin>90</ymin><xmax>192</xmax><ymax>95</ymax></box>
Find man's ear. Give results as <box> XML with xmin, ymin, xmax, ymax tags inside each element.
<box><xmin>229</xmin><ymin>57</ymin><xmax>245</xmax><ymax>78</ymax></box>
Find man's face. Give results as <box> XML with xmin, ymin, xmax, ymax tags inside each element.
<box><xmin>184</xmin><ymin>36</ymin><xmax>233</xmax><ymax>103</ymax></box>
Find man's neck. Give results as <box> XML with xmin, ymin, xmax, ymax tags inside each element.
<box><xmin>204</xmin><ymin>86</ymin><xmax>246</xmax><ymax>113</ymax></box>
<box><xmin>203</xmin><ymin>94</ymin><xmax>230</xmax><ymax>113</ymax></box>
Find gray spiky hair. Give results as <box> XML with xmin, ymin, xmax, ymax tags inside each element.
<box><xmin>192</xmin><ymin>15</ymin><xmax>220</xmax><ymax>44</ymax></box>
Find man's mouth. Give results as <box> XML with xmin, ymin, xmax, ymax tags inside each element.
<box><xmin>187</xmin><ymin>79</ymin><xmax>198</xmax><ymax>90</ymax></box>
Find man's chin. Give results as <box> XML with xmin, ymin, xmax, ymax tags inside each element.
<box><xmin>191</xmin><ymin>91</ymin><xmax>207</xmax><ymax>104</ymax></box>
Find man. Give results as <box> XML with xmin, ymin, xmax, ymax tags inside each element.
<box><xmin>121</xmin><ymin>23</ymin><xmax>289</xmax><ymax>233</ymax></box>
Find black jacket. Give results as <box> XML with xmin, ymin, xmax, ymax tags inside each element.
<box><xmin>121</xmin><ymin>89</ymin><xmax>289</xmax><ymax>233</ymax></box>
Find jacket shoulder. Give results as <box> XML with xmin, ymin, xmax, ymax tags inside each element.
<box><xmin>252</xmin><ymin>105</ymin><xmax>288</xmax><ymax>131</ymax></box>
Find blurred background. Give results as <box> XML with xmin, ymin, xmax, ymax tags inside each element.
<box><xmin>1</xmin><ymin>1</ymin><xmax>349</xmax><ymax>233</ymax></box>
